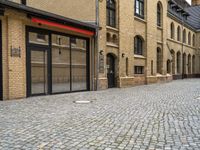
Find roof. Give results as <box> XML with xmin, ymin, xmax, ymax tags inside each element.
<box><xmin>186</xmin><ymin>5</ymin><xmax>200</xmax><ymax>29</ymax></box>
<box><xmin>168</xmin><ymin>0</ymin><xmax>200</xmax><ymax>30</ymax></box>
<box><xmin>173</xmin><ymin>0</ymin><xmax>190</xmax><ymax>8</ymax></box>
<box><xmin>0</xmin><ymin>0</ymin><xmax>97</xmax><ymax>32</ymax></box>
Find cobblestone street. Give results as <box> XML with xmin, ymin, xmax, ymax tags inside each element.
<box><xmin>0</xmin><ymin>79</ymin><xmax>200</xmax><ymax>150</ymax></box>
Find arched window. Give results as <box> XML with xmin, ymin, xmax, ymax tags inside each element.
<box><xmin>188</xmin><ymin>32</ymin><xmax>191</xmax><ymax>45</ymax></box>
<box><xmin>193</xmin><ymin>34</ymin><xmax>196</xmax><ymax>47</ymax></box>
<box><xmin>157</xmin><ymin>47</ymin><xmax>162</xmax><ymax>74</ymax></box>
<box><xmin>183</xmin><ymin>29</ymin><xmax>186</xmax><ymax>43</ymax></box>
<box><xmin>171</xmin><ymin>50</ymin><xmax>175</xmax><ymax>74</ymax></box>
<box><xmin>126</xmin><ymin>57</ymin><xmax>129</xmax><ymax>76</ymax></box>
<box><xmin>188</xmin><ymin>54</ymin><xmax>191</xmax><ymax>74</ymax></box>
<box><xmin>167</xmin><ymin>60</ymin><xmax>171</xmax><ymax>74</ymax></box>
<box><xmin>183</xmin><ymin>53</ymin><xmax>187</xmax><ymax>74</ymax></box>
<box><xmin>135</xmin><ymin>0</ymin><xmax>144</xmax><ymax>19</ymax></box>
<box><xmin>21</xmin><ymin>0</ymin><xmax>26</xmax><ymax>5</ymax></box>
<box><xmin>157</xmin><ymin>3</ymin><xmax>162</xmax><ymax>26</ymax></box>
<box><xmin>107</xmin><ymin>33</ymin><xmax>111</xmax><ymax>42</ymax></box>
<box><xmin>192</xmin><ymin>55</ymin><xmax>195</xmax><ymax>74</ymax></box>
<box><xmin>177</xmin><ymin>26</ymin><xmax>181</xmax><ymax>41</ymax></box>
<box><xmin>170</xmin><ymin>22</ymin><xmax>175</xmax><ymax>39</ymax></box>
<box><xmin>113</xmin><ymin>34</ymin><xmax>118</xmax><ymax>44</ymax></box>
<box><xmin>107</xmin><ymin>0</ymin><xmax>116</xmax><ymax>27</ymax></box>
<box><xmin>134</xmin><ymin>36</ymin><xmax>143</xmax><ymax>55</ymax></box>
<box><xmin>177</xmin><ymin>52</ymin><xmax>181</xmax><ymax>74</ymax></box>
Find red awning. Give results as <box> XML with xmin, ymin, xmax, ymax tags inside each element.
<box><xmin>31</xmin><ymin>17</ymin><xmax>95</xmax><ymax>36</ymax></box>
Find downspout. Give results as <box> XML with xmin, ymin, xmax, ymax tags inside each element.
<box><xmin>95</xmin><ymin>0</ymin><xmax>99</xmax><ymax>91</ymax></box>
<box><xmin>181</xmin><ymin>15</ymin><xmax>184</xmax><ymax>79</ymax></box>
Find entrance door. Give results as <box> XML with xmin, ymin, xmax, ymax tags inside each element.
<box><xmin>107</xmin><ymin>54</ymin><xmax>115</xmax><ymax>88</ymax></box>
<box><xmin>0</xmin><ymin>21</ymin><xmax>2</xmax><ymax>100</ymax></box>
<box><xmin>30</xmin><ymin>49</ymin><xmax>48</xmax><ymax>96</ymax></box>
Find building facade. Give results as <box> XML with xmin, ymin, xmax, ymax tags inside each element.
<box><xmin>0</xmin><ymin>0</ymin><xmax>200</xmax><ymax>100</ymax></box>
<box><xmin>0</xmin><ymin>0</ymin><xmax>97</xmax><ymax>100</ymax></box>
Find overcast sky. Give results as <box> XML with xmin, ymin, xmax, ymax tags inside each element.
<box><xmin>186</xmin><ymin>0</ymin><xmax>191</xmax><ymax>4</ymax></box>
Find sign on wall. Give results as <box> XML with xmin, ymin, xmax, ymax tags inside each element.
<box><xmin>99</xmin><ymin>55</ymin><xmax>104</xmax><ymax>73</ymax></box>
<box><xmin>11</xmin><ymin>46</ymin><xmax>21</xmax><ymax>58</ymax></box>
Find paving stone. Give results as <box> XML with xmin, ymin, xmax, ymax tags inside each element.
<box><xmin>0</xmin><ymin>79</ymin><xmax>200</xmax><ymax>149</ymax></box>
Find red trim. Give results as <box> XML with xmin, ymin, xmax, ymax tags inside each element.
<box><xmin>31</xmin><ymin>17</ymin><xmax>94</xmax><ymax>36</ymax></box>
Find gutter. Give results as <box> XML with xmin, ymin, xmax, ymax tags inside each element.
<box><xmin>0</xmin><ymin>0</ymin><xmax>97</xmax><ymax>31</ymax></box>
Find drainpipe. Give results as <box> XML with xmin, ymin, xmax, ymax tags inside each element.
<box><xmin>181</xmin><ymin>15</ymin><xmax>184</xmax><ymax>79</ymax></box>
<box><xmin>95</xmin><ymin>0</ymin><xmax>99</xmax><ymax>91</ymax></box>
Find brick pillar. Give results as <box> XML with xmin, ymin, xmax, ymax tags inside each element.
<box><xmin>7</xmin><ymin>16</ymin><xmax>26</xmax><ymax>99</ymax></box>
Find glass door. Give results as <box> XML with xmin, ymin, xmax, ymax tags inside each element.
<box><xmin>30</xmin><ymin>49</ymin><xmax>48</xmax><ymax>95</ymax></box>
<box><xmin>71</xmin><ymin>38</ymin><xmax>88</xmax><ymax>91</ymax></box>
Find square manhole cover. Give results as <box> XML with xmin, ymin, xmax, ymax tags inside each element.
<box><xmin>196</xmin><ymin>97</ymin><xmax>200</xmax><ymax>100</ymax></box>
<box><xmin>73</xmin><ymin>100</ymin><xmax>92</xmax><ymax>104</ymax></box>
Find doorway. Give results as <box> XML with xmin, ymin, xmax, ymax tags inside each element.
<box><xmin>30</xmin><ymin>48</ymin><xmax>49</xmax><ymax>95</ymax></box>
<box><xmin>107</xmin><ymin>54</ymin><xmax>115</xmax><ymax>88</ymax></box>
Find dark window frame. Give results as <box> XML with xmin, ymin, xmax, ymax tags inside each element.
<box><xmin>107</xmin><ymin>0</ymin><xmax>116</xmax><ymax>28</ymax></box>
<box><xmin>170</xmin><ymin>22</ymin><xmax>175</xmax><ymax>39</ymax></box>
<box><xmin>134</xmin><ymin>66</ymin><xmax>144</xmax><ymax>74</ymax></box>
<box><xmin>134</xmin><ymin>36</ymin><xmax>143</xmax><ymax>55</ymax></box>
<box><xmin>135</xmin><ymin>0</ymin><xmax>144</xmax><ymax>19</ymax></box>
<box><xmin>177</xmin><ymin>26</ymin><xmax>181</xmax><ymax>41</ymax></box>
<box><xmin>157</xmin><ymin>3</ymin><xmax>161</xmax><ymax>27</ymax></box>
<box><xmin>21</xmin><ymin>0</ymin><xmax>26</xmax><ymax>5</ymax></box>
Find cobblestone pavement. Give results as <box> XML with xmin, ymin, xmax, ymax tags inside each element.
<box><xmin>0</xmin><ymin>79</ymin><xmax>200</xmax><ymax>150</ymax></box>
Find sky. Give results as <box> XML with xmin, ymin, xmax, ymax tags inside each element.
<box><xmin>186</xmin><ymin>0</ymin><xmax>191</xmax><ymax>4</ymax></box>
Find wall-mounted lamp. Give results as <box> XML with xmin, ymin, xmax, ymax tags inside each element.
<box><xmin>122</xmin><ymin>53</ymin><xmax>125</xmax><ymax>58</ymax></box>
<box><xmin>100</xmin><ymin>50</ymin><xmax>104</xmax><ymax>55</ymax></box>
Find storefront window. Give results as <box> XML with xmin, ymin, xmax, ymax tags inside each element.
<box><xmin>71</xmin><ymin>38</ymin><xmax>87</xmax><ymax>91</ymax></box>
<box><xmin>52</xmin><ymin>34</ymin><xmax>70</xmax><ymax>93</ymax></box>
<box><xmin>29</xmin><ymin>32</ymin><xmax>49</xmax><ymax>45</ymax></box>
<box><xmin>27</xmin><ymin>28</ymin><xmax>89</xmax><ymax>96</ymax></box>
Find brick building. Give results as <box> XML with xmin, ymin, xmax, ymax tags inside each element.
<box><xmin>0</xmin><ymin>0</ymin><xmax>200</xmax><ymax>100</ymax></box>
<box><xmin>0</xmin><ymin>0</ymin><xmax>97</xmax><ymax>100</ymax></box>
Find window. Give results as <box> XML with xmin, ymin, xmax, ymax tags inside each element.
<box><xmin>157</xmin><ymin>3</ymin><xmax>162</xmax><ymax>26</ymax></box>
<box><xmin>157</xmin><ymin>47</ymin><xmax>162</xmax><ymax>74</ymax></box>
<box><xmin>183</xmin><ymin>29</ymin><xmax>186</xmax><ymax>43</ymax></box>
<box><xmin>192</xmin><ymin>55</ymin><xmax>195</xmax><ymax>74</ymax></box>
<box><xmin>134</xmin><ymin>66</ymin><xmax>144</xmax><ymax>74</ymax></box>
<box><xmin>21</xmin><ymin>0</ymin><xmax>26</xmax><ymax>5</ymax></box>
<box><xmin>188</xmin><ymin>32</ymin><xmax>191</xmax><ymax>45</ymax></box>
<box><xmin>177</xmin><ymin>52</ymin><xmax>181</xmax><ymax>74</ymax></box>
<box><xmin>71</xmin><ymin>38</ymin><xmax>77</xmax><ymax>44</ymax></box>
<box><xmin>193</xmin><ymin>34</ymin><xmax>195</xmax><ymax>46</ymax></box>
<box><xmin>37</xmin><ymin>34</ymin><xmax>46</xmax><ymax>40</ymax></box>
<box><xmin>126</xmin><ymin>58</ymin><xmax>129</xmax><ymax>76</ymax></box>
<box><xmin>135</xmin><ymin>0</ymin><xmax>144</xmax><ymax>19</ymax></box>
<box><xmin>107</xmin><ymin>0</ymin><xmax>116</xmax><ymax>27</ymax></box>
<box><xmin>177</xmin><ymin>26</ymin><xmax>181</xmax><ymax>41</ymax></box>
<box><xmin>170</xmin><ymin>22</ymin><xmax>175</xmax><ymax>39</ymax></box>
<box><xmin>134</xmin><ymin>36</ymin><xmax>143</xmax><ymax>55</ymax></box>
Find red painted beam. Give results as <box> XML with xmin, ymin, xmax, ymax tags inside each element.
<box><xmin>31</xmin><ymin>17</ymin><xmax>95</xmax><ymax>36</ymax></box>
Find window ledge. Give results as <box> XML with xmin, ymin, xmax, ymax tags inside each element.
<box><xmin>106</xmin><ymin>26</ymin><xmax>119</xmax><ymax>32</ymax></box>
<box><xmin>134</xmin><ymin>16</ymin><xmax>146</xmax><ymax>23</ymax></box>
<box><xmin>134</xmin><ymin>74</ymin><xmax>145</xmax><ymax>77</ymax></box>
<box><xmin>157</xmin><ymin>26</ymin><xmax>163</xmax><ymax>30</ymax></box>
<box><xmin>107</xmin><ymin>42</ymin><xmax>119</xmax><ymax>48</ymax></box>
<box><xmin>134</xmin><ymin>55</ymin><xmax>146</xmax><ymax>59</ymax></box>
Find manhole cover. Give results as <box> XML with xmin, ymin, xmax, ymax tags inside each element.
<box><xmin>196</xmin><ymin>97</ymin><xmax>200</xmax><ymax>100</ymax></box>
<box><xmin>74</xmin><ymin>100</ymin><xmax>92</xmax><ymax>104</ymax></box>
